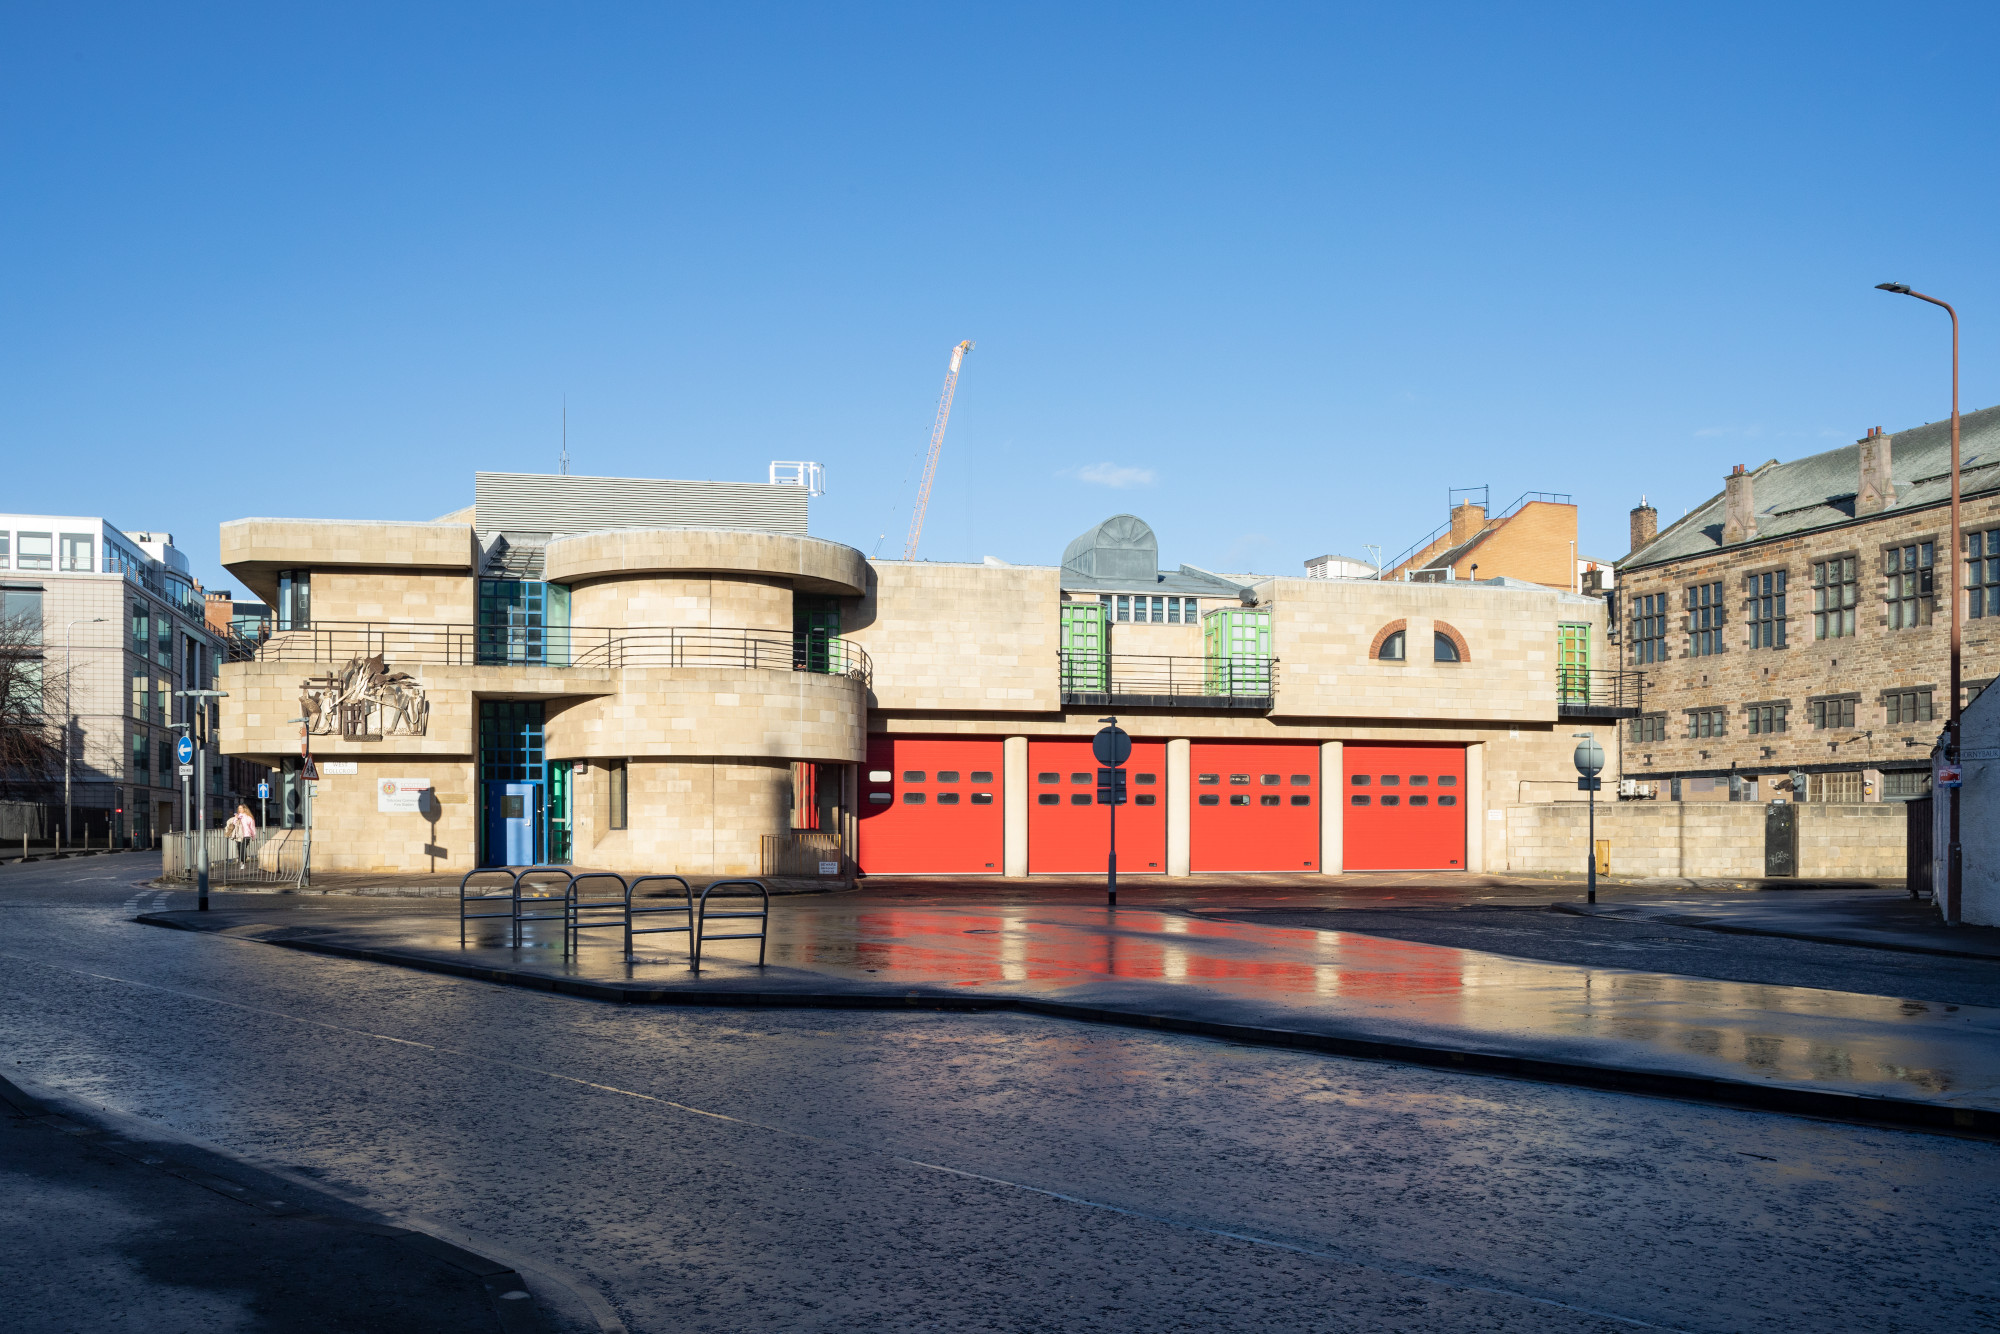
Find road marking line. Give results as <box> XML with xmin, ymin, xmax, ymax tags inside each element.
<box><xmin>0</xmin><ymin>947</ymin><xmax>1684</xmax><ymax>1330</ymax></box>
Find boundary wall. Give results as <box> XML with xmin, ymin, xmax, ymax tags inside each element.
<box><xmin>1502</xmin><ymin>802</ymin><xmax>1905</xmax><ymax>880</ymax></box>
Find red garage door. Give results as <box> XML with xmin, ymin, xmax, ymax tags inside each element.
<box><xmin>858</xmin><ymin>738</ymin><xmax>1004</xmax><ymax>874</ymax></box>
<box><xmin>1343</xmin><ymin>744</ymin><xmax>1466</xmax><ymax>871</ymax></box>
<box><xmin>1189</xmin><ymin>742</ymin><xmax>1320</xmax><ymax>873</ymax></box>
<box><xmin>1028</xmin><ymin>739</ymin><xmax>1167</xmax><ymax>873</ymax></box>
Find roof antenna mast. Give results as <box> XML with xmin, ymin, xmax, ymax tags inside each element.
<box><xmin>560</xmin><ymin>395</ymin><xmax>569</xmax><ymax>476</ymax></box>
<box><xmin>904</xmin><ymin>340</ymin><xmax>974</xmax><ymax>561</ymax></box>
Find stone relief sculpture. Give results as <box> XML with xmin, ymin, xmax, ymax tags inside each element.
<box><xmin>301</xmin><ymin>655</ymin><xmax>430</xmax><ymax>739</ymax></box>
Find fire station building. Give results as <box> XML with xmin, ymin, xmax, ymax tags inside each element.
<box><xmin>216</xmin><ymin>470</ymin><xmax>1622</xmax><ymax>878</ymax></box>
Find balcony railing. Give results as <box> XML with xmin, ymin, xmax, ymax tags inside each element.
<box><xmin>1059</xmin><ymin>652</ymin><xmax>1277</xmax><ymax>709</ymax></box>
<box><xmin>1556</xmin><ymin>667</ymin><xmax>1645</xmax><ymax>719</ymax></box>
<box><xmin>246</xmin><ymin>621</ymin><xmax>870</xmax><ymax>684</ymax></box>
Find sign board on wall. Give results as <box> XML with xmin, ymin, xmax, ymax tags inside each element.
<box><xmin>378</xmin><ymin>778</ymin><xmax>433</xmax><ymax>813</ymax></box>
<box><xmin>319</xmin><ymin>762</ymin><xmax>359</xmax><ymax>776</ymax></box>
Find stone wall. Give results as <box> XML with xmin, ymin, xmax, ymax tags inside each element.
<box><xmin>848</xmin><ymin>562</ymin><xmax>1062</xmax><ymax>713</ymax></box>
<box><xmin>1503</xmin><ymin>801</ymin><xmax>1906</xmax><ymax>879</ymax></box>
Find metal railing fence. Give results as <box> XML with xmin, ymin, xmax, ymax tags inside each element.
<box><xmin>163</xmin><ymin>829</ymin><xmax>305</xmax><ymax>885</ymax></box>
<box><xmin>1058</xmin><ymin>652</ymin><xmax>1278</xmax><ymax>700</ymax></box>
<box><xmin>454</xmin><ymin>866</ymin><xmax>769</xmax><ymax>968</ymax></box>
<box><xmin>761</xmin><ymin>829</ymin><xmax>847</xmax><ymax>879</ymax></box>
<box><xmin>249</xmin><ymin>621</ymin><xmax>871</xmax><ymax>684</ymax></box>
<box><xmin>1555</xmin><ymin>667</ymin><xmax>1646</xmax><ymax>714</ymax></box>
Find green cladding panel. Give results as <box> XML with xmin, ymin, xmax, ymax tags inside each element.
<box><xmin>1060</xmin><ymin>601</ymin><xmax>1108</xmax><ymax>692</ymax></box>
<box><xmin>1204</xmin><ymin>607</ymin><xmax>1272</xmax><ymax>695</ymax></box>
<box><xmin>1557</xmin><ymin>622</ymin><xmax>1591</xmax><ymax>703</ymax></box>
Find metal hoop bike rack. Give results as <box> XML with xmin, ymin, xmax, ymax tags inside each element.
<box><xmin>693</xmin><ymin>879</ymin><xmax>770</xmax><ymax>970</ymax></box>
<box><xmin>626</xmin><ymin>875</ymin><xmax>696</xmax><ymax>962</ymax></box>
<box><xmin>511</xmin><ymin>866</ymin><xmax>576</xmax><ymax>948</ymax></box>
<box><xmin>565</xmin><ymin>872</ymin><xmax>630</xmax><ymax>950</ymax></box>
<box><xmin>459</xmin><ymin>868</ymin><xmax>520</xmax><ymax>946</ymax></box>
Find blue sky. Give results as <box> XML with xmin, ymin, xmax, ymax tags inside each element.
<box><xmin>5</xmin><ymin>4</ymin><xmax>1998</xmax><ymax>594</ymax></box>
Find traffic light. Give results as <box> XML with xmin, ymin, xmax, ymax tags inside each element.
<box><xmin>1096</xmin><ymin>768</ymin><xmax>1127</xmax><ymax>805</ymax></box>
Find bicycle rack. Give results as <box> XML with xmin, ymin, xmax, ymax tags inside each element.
<box><xmin>627</xmin><ymin>875</ymin><xmax>696</xmax><ymax>963</ymax></box>
<box><xmin>566</xmin><ymin>872</ymin><xmax>630</xmax><ymax>950</ymax></box>
<box><xmin>459</xmin><ymin>868</ymin><xmax>519</xmax><ymax>946</ymax></box>
<box><xmin>693</xmin><ymin>878</ymin><xmax>770</xmax><ymax>970</ymax></box>
<box><xmin>512</xmin><ymin>867</ymin><xmax>576</xmax><ymax>949</ymax></box>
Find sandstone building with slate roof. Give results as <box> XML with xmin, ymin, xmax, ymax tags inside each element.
<box><xmin>1614</xmin><ymin>406</ymin><xmax>2000</xmax><ymax>803</ymax></box>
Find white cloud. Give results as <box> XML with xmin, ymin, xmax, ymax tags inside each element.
<box><xmin>1067</xmin><ymin>462</ymin><xmax>1157</xmax><ymax>489</ymax></box>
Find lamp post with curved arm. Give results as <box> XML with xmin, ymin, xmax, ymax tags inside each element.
<box><xmin>63</xmin><ymin>617</ymin><xmax>107</xmax><ymax>846</ymax></box>
<box><xmin>1874</xmin><ymin>282</ymin><xmax>1962</xmax><ymax>925</ymax></box>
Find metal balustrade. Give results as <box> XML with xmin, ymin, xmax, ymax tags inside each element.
<box><xmin>249</xmin><ymin>621</ymin><xmax>871</xmax><ymax>683</ymax></box>
<box><xmin>1059</xmin><ymin>652</ymin><xmax>1278</xmax><ymax>709</ymax></box>
<box><xmin>1556</xmin><ymin>668</ymin><xmax>1647</xmax><ymax>720</ymax></box>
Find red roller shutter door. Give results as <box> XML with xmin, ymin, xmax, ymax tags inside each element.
<box><xmin>857</xmin><ymin>738</ymin><xmax>1004</xmax><ymax>874</ymax></box>
<box><xmin>1343</xmin><ymin>744</ymin><xmax>1466</xmax><ymax>871</ymax></box>
<box><xmin>1188</xmin><ymin>742</ymin><xmax>1320</xmax><ymax>873</ymax></box>
<box><xmin>1027</xmin><ymin>739</ymin><xmax>1167</xmax><ymax>874</ymax></box>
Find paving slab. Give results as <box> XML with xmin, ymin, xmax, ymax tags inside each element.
<box><xmin>138</xmin><ymin>883</ymin><xmax>2000</xmax><ymax>1138</ymax></box>
<box><xmin>1552</xmin><ymin>889</ymin><xmax>2000</xmax><ymax>960</ymax></box>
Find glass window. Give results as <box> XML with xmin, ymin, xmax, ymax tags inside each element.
<box><xmin>937</xmin><ymin>792</ymin><xmax>960</xmax><ymax>805</ymax></box>
<box><xmin>1290</xmin><ymin>775</ymin><xmax>1311</xmax><ymax>785</ymax></box>
<box><xmin>936</xmin><ymin>770</ymin><xmax>960</xmax><ymax>783</ymax></box>
<box><xmin>276</xmin><ymin>569</ymin><xmax>310</xmax><ymax>630</ymax></box>
<box><xmin>1134</xmin><ymin>794</ymin><xmax>1156</xmax><ymax>805</ymax></box>
<box><xmin>1259</xmin><ymin>774</ymin><xmax>1279</xmax><ymax>785</ymax></box>
<box><xmin>1379</xmin><ymin>775</ymin><xmax>1401</xmax><ymax>786</ymax></box>
<box><xmin>1969</xmin><ymin>529</ymin><xmax>2000</xmax><ymax>619</ymax></box>
<box><xmin>1685</xmin><ymin>708</ymin><xmax>1726</xmax><ymax>738</ymax></box>
<box><xmin>1410</xmin><ymin>795</ymin><xmax>1430</xmax><ymax>807</ymax></box>
<box><xmin>1380</xmin><ymin>795</ymin><xmax>1400</xmax><ymax>807</ymax></box>
<box><xmin>903</xmin><ymin>792</ymin><xmax>926</xmax><ymax>805</ymax></box>
<box><xmin>131</xmin><ymin>733</ymin><xmax>149</xmax><ymax>777</ymax></box>
<box><xmin>1688</xmin><ymin>581</ymin><xmax>1725</xmax><ymax>656</ymax></box>
<box><xmin>869</xmin><ymin>792</ymin><xmax>893</xmax><ymax>804</ymax></box>
<box><xmin>1229</xmin><ymin>774</ymin><xmax>1249</xmax><ymax>785</ymax></box>
<box><xmin>868</xmin><ymin>769</ymin><xmax>892</xmax><ymax>782</ymax></box>
<box><xmin>1037</xmin><ymin>793</ymin><xmax>1059</xmax><ymax>805</ymax></box>
<box><xmin>608</xmin><ymin>760</ymin><xmax>628</xmax><ymax>829</ymax></box>
<box><xmin>1810</xmin><ymin>696</ymin><xmax>1857</xmax><ymax>730</ymax></box>
<box><xmin>1434</xmin><ymin>631</ymin><xmax>1460</xmax><ymax>662</ymax></box>
<box><xmin>969</xmin><ymin>771</ymin><xmax>993</xmax><ymax>783</ymax></box>
<box><xmin>1197</xmin><ymin>774</ymin><xmax>1218</xmax><ymax>784</ymax></box>
<box><xmin>1229</xmin><ymin>794</ymin><xmax>1250</xmax><ymax>806</ymax></box>
<box><xmin>1438</xmin><ymin>775</ymin><xmax>1457</xmax><ymax>786</ymax></box>
<box><xmin>1439</xmin><ymin>795</ymin><xmax>1458</xmax><ymax>806</ymax></box>
<box><xmin>1409</xmin><ymin>775</ymin><xmax>1430</xmax><ymax>786</ymax></box>
<box><xmin>1631</xmin><ymin>592</ymin><xmax>1668</xmax><ymax>664</ymax></box>
<box><xmin>1290</xmin><ymin>796</ymin><xmax>1311</xmax><ymax>806</ymax></box>
<box><xmin>59</xmin><ymin>533</ymin><xmax>94</xmax><ymax>572</ymax></box>
<box><xmin>1037</xmin><ymin>772</ymin><xmax>1059</xmax><ymax>784</ymax></box>
<box><xmin>17</xmin><ymin>533</ymin><xmax>52</xmax><ymax>570</ymax></box>
<box><xmin>1260</xmin><ymin>795</ymin><xmax>1279</xmax><ymax>806</ymax></box>
<box><xmin>1884</xmin><ymin>689</ymin><xmax>1933</xmax><ymax>725</ymax></box>
<box><xmin>1746</xmin><ymin>703</ymin><xmax>1787</xmax><ymax>735</ymax></box>
<box><xmin>1167</xmin><ymin>598</ymin><xmax>1182</xmax><ymax>624</ymax></box>
<box><xmin>1070</xmin><ymin>794</ymin><xmax>1092</xmax><ymax>806</ymax></box>
<box><xmin>1812</xmin><ymin>558</ymin><xmax>1858</xmax><ymax>639</ymax></box>
<box><xmin>1071</xmin><ymin>772</ymin><xmax>1091</xmax><ymax>784</ymax></box>
<box><xmin>1351</xmin><ymin>795</ymin><xmax>1369</xmax><ymax>806</ymax></box>
<box><xmin>1747</xmin><ymin>570</ymin><xmax>1788</xmax><ymax>647</ymax></box>
<box><xmin>1116</xmin><ymin>595</ymin><xmax>1131</xmax><ymax>621</ymax></box>
<box><xmin>1350</xmin><ymin>774</ymin><xmax>1370</xmax><ymax>786</ymax></box>
<box><xmin>1134</xmin><ymin>772</ymin><xmax>1156</xmax><ymax>784</ymax></box>
<box><xmin>0</xmin><ymin>589</ymin><xmax>42</xmax><ymax>644</ymax></box>
<box><xmin>971</xmin><ymin>793</ymin><xmax>993</xmax><ymax>804</ymax></box>
<box><xmin>1631</xmin><ymin>714</ymin><xmax>1668</xmax><ymax>743</ymax></box>
<box><xmin>1199</xmin><ymin>794</ymin><xmax>1220</xmax><ymax>805</ymax></box>
<box><xmin>1885</xmin><ymin>544</ymin><xmax>1935</xmax><ymax>630</ymax></box>
<box><xmin>903</xmin><ymin>771</ymin><xmax>926</xmax><ymax>782</ymax></box>
<box><xmin>0</xmin><ymin>531</ymin><xmax>8</xmax><ymax>567</ymax></box>
<box><xmin>1378</xmin><ymin>629</ymin><xmax>1405</xmax><ymax>661</ymax></box>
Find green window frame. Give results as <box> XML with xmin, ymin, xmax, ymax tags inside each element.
<box><xmin>1060</xmin><ymin>602</ymin><xmax>1108</xmax><ymax>692</ymax></box>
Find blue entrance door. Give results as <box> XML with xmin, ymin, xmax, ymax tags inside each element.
<box><xmin>483</xmin><ymin>781</ymin><xmax>541</xmax><ymax>866</ymax></box>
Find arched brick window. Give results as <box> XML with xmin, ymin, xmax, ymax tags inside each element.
<box><xmin>1433</xmin><ymin>620</ymin><xmax>1470</xmax><ymax>663</ymax></box>
<box><xmin>1370</xmin><ymin>619</ymin><xmax>1408</xmax><ymax>660</ymax></box>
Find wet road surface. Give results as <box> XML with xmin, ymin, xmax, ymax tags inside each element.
<box><xmin>5</xmin><ymin>856</ymin><xmax>1998</xmax><ymax>1332</ymax></box>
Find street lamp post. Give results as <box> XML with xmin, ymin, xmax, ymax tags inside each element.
<box><xmin>1875</xmin><ymin>282</ymin><xmax>1963</xmax><ymax>926</ymax></box>
<box><xmin>62</xmin><ymin>618</ymin><xmax>107</xmax><ymax>848</ymax></box>
<box><xmin>1573</xmin><ymin>732</ymin><xmax>1605</xmax><ymax>904</ymax></box>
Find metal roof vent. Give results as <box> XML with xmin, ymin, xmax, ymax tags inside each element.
<box><xmin>1061</xmin><ymin>514</ymin><xmax>1159</xmax><ymax>582</ymax></box>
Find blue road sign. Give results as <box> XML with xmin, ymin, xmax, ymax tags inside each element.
<box><xmin>257</xmin><ymin>782</ymin><xmax>270</xmax><ymax>799</ymax></box>
<box><xmin>175</xmin><ymin>736</ymin><xmax>195</xmax><ymax>766</ymax></box>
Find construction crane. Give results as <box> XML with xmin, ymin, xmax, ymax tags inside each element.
<box><xmin>904</xmin><ymin>339</ymin><xmax>974</xmax><ymax>561</ymax></box>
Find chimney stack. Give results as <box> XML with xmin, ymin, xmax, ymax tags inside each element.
<box><xmin>1722</xmin><ymin>464</ymin><xmax>1757</xmax><ymax>545</ymax></box>
<box><xmin>1629</xmin><ymin>496</ymin><xmax>1658</xmax><ymax>553</ymax></box>
<box><xmin>1857</xmin><ymin>426</ymin><xmax>1896</xmax><ymax>516</ymax></box>
<box><xmin>1449</xmin><ymin>500</ymin><xmax>1487</xmax><ymax>546</ymax></box>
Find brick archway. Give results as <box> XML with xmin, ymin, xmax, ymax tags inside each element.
<box><xmin>1369</xmin><ymin>619</ymin><xmax>1408</xmax><ymax>659</ymax></box>
<box><xmin>1433</xmin><ymin>619</ymin><xmax>1470</xmax><ymax>662</ymax></box>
